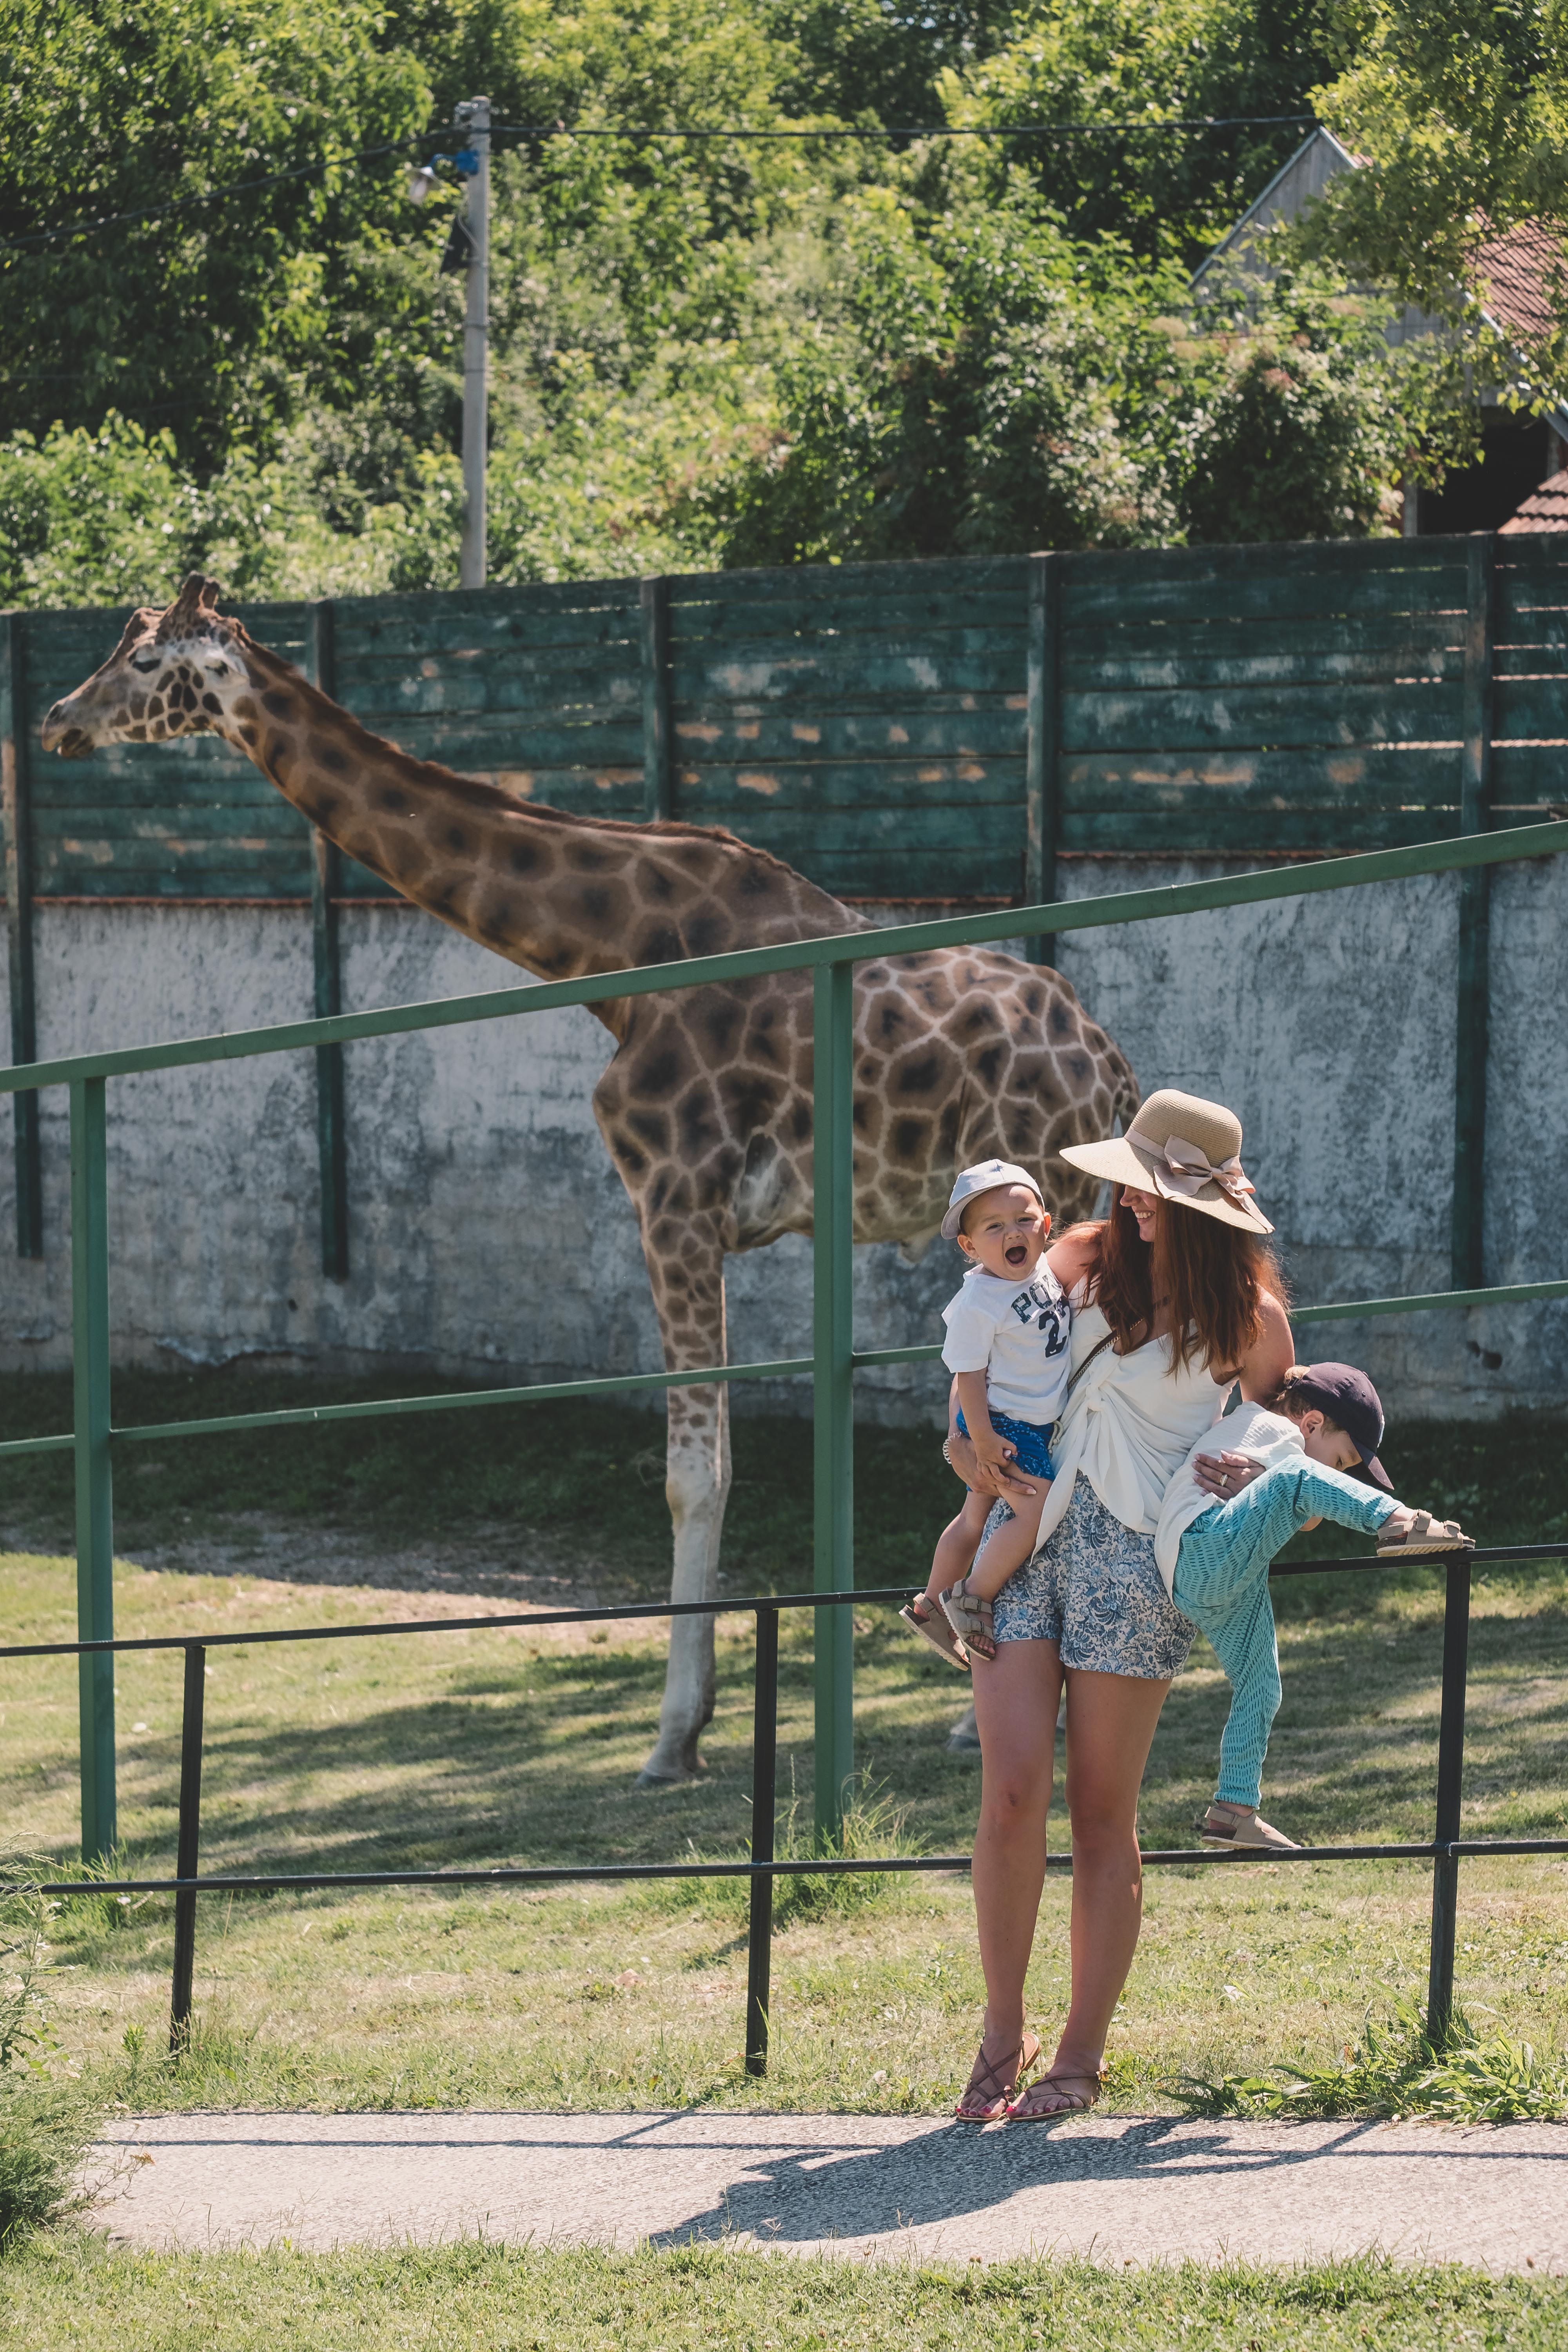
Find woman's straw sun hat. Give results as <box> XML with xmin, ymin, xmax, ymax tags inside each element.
<box><xmin>1058</xmin><ymin>1088</ymin><xmax>1273</xmax><ymax>1234</ymax></box>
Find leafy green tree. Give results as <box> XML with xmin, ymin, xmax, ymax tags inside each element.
<box><xmin>0</xmin><ymin>0</ymin><xmax>436</xmax><ymax>467</ymax></box>
<box><xmin>945</xmin><ymin>0</ymin><xmax>1337</xmax><ymax>266</ymax></box>
<box><xmin>1294</xmin><ymin>0</ymin><xmax>1568</xmax><ymax>402</ymax></box>
<box><xmin>0</xmin><ymin>0</ymin><xmax>1517</xmax><ymax>604</ymax></box>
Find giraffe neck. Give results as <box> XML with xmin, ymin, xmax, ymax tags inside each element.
<box><xmin>214</xmin><ymin>637</ymin><xmax>863</xmax><ymax>1000</ymax></box>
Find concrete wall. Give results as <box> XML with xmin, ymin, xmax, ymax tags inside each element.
<box><xmin>0</xmin><ymin>853</ymin><xmax>1563</xmax><ymax>1423</ymax></box>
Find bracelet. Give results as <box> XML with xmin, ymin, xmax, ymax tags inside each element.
<box><xmin>942</xmin><ymin>1437</ymin><xmax>955</xmax><ymax>1466</ymax></box>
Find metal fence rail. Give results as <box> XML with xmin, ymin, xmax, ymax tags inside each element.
<box><xmin>0</xmin><ymin>813</ymin><xmax>1564</xmax><ymax>2063</ymax></box>
<box><xmin>7</xmin><ymin>1544</ymin><xmax>1567</xmax><ymax>2072</ymax></box>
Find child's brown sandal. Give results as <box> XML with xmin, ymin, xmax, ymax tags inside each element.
<box><xmin>899</xmin><ymin>1592</ymin><xmax>971</xmax><ymax>1670</ymax></box>
<box><xmin>1376</xmin><ymin>1511</ymin><xmax>1474</xmax><ymax>1558</ymax></box>
<box><xmin>940</xmin><ymin>1579</ymin><xmax>997</xmax><ymax>1662</ymax></box>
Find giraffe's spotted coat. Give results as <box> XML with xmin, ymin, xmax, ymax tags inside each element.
<box><xmin>43</xmin><ymin>573</ymin><xmax>1140</xmax><ymax>1780</ymax></box>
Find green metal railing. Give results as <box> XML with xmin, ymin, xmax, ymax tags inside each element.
<box><xmin>1</xmin><ymin>818</ymin><xmax>1566</xmax><ymax>1871</ymax></box>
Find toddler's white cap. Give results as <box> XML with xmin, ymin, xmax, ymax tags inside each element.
<box><xmin>940</xmin><ymin>1160</ymin><xmax>1045</xmax><ymax>1242</ymax></box>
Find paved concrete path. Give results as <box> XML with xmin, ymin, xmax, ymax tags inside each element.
<box><xmin>88</xmin><ymin>2111</ymin><xmax>1568</xmax><ymax>2271</ymax></box>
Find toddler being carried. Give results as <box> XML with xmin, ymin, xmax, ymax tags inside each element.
<box><xmin>900</xmin><ymin>1160</ymin><xmax>1071</xmax><ymax>1669</ymax></box>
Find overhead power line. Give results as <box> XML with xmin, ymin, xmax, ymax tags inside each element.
<box><xmin>0</xmin><ymin>112</ymin><xmax>1318</xmax><ymax>254</ymax></box>
<box><xmin>488</xmin><ymin>113</ymin><xmax>1318</xmax><ymax>140</ymax></box>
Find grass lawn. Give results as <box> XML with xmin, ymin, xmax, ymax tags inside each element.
<box><xmin>6</xmin><ymin>2240</ymin><xmax>1568</xmax><ymax>2351</ymax></box>
<box><xmin>0</xmin><ymin>1382</ymin><xmax>1564</xmax><ymax>2119</ymax></box>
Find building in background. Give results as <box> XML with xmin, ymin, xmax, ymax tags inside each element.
<box><xmin>1193</xmin><ymin>127</ymin><xmax>1568</xmax><ymax>535</ymax></box>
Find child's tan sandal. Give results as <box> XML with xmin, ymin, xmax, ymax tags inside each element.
<box><xmin>1009</xmin><ymin>2065</ymin><xmax>1106</xmax><ymax>2122</ymax></box>
<box><xmin>940</xmin><ymin>1578</ymin><xmax>997</xmax><ymax>1662</ymax></box>
<box><xmin>955</xmin><ymin>2031</ymin><xmax>1041</xmax><ymax>2123</ymax></box>
<box><xmin>1198</xmin><ymin>1799</ymin><xmax>1299</xmax><ymax>1852</ymax></box>
<box><xmin>900</xmin><ymin>1592</ymin><xmax>971</xmax><ymax>1670</ymax></box>
<box><xmin>1376</xmin><ymin>1511</ymin><xmax>1475</xmax><ymax>1559</ymax></box>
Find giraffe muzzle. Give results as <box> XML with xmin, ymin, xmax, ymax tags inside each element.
<box><xmin>41</xmin><ymin>702</ymin><xmax>91</xmax><ymax>757</ymax></box>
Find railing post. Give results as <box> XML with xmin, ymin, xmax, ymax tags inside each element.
<box><xmin>70</xmin><ymin>1075</ymin><xmax>115</xmax><ymax>1860</ymax></box>
<box><xmin>1452</xmin><ymin>533</ymin><xmax>1493</xmax><ymax>1288</ymax></box>
<box><xmin>169</xmin><ymin>1642</ymin><xmax>207</xmax><ymax>2052</ymax></box>
<box><xmin>2</xmin><ymin>610</ymin><xmax>43</xmax><ymax>1258</ymax></box>
<box><xmin>812</xmin><ymin>959</ymin><xmax>855</xmax><ymax>1845</ymax></box>
<box><xmin>745</xmin><ymin>1604</ymin><xmax>779</xmax><ymax>2076</ymax></box>
<box><xmin>1023</xmin><ymin>552</ymin><xmax>1061</xmax><ymax>967</ymax></box>
<box><xmin>1426</xmin><ymin>1550</ymin><xmax>1472</xmax><ymax>2045</ymax></box>
<box><xmin>640</xmin><ymin>576</ymin><xmax>673</xmax><ymax>823</ymax></box>
<box><xmin>307</xmin><ymin>601</ymin><xmax>348</xmax><ymax>1281</ymax></box>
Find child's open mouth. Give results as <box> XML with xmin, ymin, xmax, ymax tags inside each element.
<box><xmin>1004</xmin><ymin>1241</ymin><xmax>1031</xmax><ymax>1267</ymax></box>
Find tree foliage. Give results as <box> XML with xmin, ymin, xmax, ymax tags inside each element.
<box><xmin>0</xmin><ymin>0</ymin><xmax>1528</xmax><ymax>605</ymax></box>
<box><xmin>1303</xmin><ymin>0</ymin><xmax>1568</xmax><ymax>319</ymax></box>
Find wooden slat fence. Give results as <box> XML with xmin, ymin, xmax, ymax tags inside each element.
<box><xmin>2</xmin><ymin>534</ymin><xmax>1565</xmax><ymax>1281</ymax></box>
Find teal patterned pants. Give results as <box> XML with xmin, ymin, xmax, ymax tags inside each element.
<box><xmin>1174</xmin><ymin>1459</ymin><xmax>1398</xmax><ymax>1808</ymax></box>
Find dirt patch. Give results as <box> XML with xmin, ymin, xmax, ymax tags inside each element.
<box><xmin>0</xmin><ymin>1511</ymin><xmax>668</xmax><ymax>1613</ymax></box>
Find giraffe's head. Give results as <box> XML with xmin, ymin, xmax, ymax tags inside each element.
<box><xmin>41</xmin><ymin>573</ymin><xmax>251</xmax><ymax>757</ymax></box>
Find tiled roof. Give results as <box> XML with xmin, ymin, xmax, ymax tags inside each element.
<box><xmin>1473</xmin><ymin>220</ymin><xmax>1568</xmax><ymax>343</ymax></box>
<box><xmin>1500</xmin><ymin>465</ymin><xmax>1568</xmax><ymax>534</ymax></box>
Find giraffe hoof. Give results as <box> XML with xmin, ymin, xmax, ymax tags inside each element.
<box><xmin>634</xmin><ymin>1757</ymin><xmax>708</xmax><ymax>1787</ymax></box>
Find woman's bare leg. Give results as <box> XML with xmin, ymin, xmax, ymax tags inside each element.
<box><xmin>961</xmin><ymin>1636</ymin><xmax>1064</xmax><ymax>2114</ymax></box>
<box><xmin>1013</xmin><ymin>1666</ymin><xmax>1170</xmax><ymax>2116</ymax></box>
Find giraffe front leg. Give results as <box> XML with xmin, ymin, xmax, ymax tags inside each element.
<box><xmin>635</xmin><ymin>1222</ymin><xmax>733</xmax><ymax>1786</ymax></box>
<box><xmin>637</xmin><ymin>1378</ymin><xmax>731</xmax><ymax>1784</ymax></box>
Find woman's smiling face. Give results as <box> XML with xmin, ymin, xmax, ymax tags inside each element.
<box><xmin>1121</xmin><ymin>1184</ymin><xmax>1159</xmax><ymax>1243</ymax></box>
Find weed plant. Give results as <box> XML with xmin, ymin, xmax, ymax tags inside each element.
<box><xmin>1184</xmin><ymin>1995</ymin><xmax>1568</xmax><ymax>2123</ymax></box>
<box><xmin>0</xmin><ymin>1865</ymin><xmax>96</xmax><ymax>2248</ymax></box>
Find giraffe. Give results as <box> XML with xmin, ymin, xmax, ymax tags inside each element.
<box><xmin>43</xmin><ymin>575</ymin><xmax>1140</xmax><ymax>1782</ymax></box>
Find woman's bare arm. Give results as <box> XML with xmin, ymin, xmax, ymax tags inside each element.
<box><xmin>1045</xmin><ymin>1221</ymin><xmax>1101</xmax><ymax>1297</ymax></box>
<box><xmin>1229</xmin><ymin>1288</ymin><xmax>1294</xmax><ymax>1402</ymax></box>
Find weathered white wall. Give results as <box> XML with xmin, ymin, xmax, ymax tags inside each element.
<box><xmin>0</xmin><ymin>853</ymin><xmax>1562</xmax><ymax>1422</ymax></box>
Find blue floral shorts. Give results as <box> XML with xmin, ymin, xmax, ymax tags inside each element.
<box><xmin>990</xmin><ymin>1478</ymin><xmax>1197</xmax><ymax>1680</ymax></box>
<box><xmin>954</xmin><ymin>1406</ymin><xmax>1057</xmax><ymax>1481</ymax></box>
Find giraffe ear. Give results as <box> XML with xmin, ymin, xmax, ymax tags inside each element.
<box><xmin>156</xmin><ymin>573</ymin><xmax>225</xmax><ymax>641</ymax></box>
<box><xmin>111</xmin><ymin>608</ymin><xmax>162</xmax><ymax>659</ymax></box>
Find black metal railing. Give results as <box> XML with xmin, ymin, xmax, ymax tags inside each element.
<box><xmin>5</xmin><ymin>1540</ymin><xmax>1566</xmax><ymax>2073</ymax></box>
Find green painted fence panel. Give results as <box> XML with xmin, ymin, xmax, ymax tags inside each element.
<box><xmin>672</xmin><ymin>708</ymin><xmax>1026</xmax><ymax>763</ymax></box>
<box><xmin>13</xmin><ymin>538</ymin><xmax>1568</xmax><ymax>911</ymax></box>
<box><xmin>679</xmin><ymin>759</ymin><xmax>1025</xmax><ymax>814</ymax></box>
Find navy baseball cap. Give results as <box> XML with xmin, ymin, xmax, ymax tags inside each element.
<box><xmin>1292</xmin><ymin>1362</ymin><xmax>1392</xmax><ymax>1489</ymax></box>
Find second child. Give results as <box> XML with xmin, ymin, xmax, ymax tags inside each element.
<box><xmin>1155</xmin><ymin>1361</ymin><xmax>1473</xmax><ymax>1850</ymax></box>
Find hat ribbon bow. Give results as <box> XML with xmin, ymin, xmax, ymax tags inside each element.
<box><xmin>1140</xmin><ymin>1132</ymin><xmax>1256</xmax><ymax>1209</ymax></box>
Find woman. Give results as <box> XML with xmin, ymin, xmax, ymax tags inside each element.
<box><xmin>944</xmin><ymin>1089</ymin><xmax>1294</xmax><ymax>2124</ymax></box>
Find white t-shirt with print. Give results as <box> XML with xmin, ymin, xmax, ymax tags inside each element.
<box><xmin>940</xmin><ymin>1259</ymin><xmax>1072</xmax><ymax>1426</ymax></box>
<box><xmin>1152</xmin><ymin>1402</ymin><xmax>1305</xmax><ymax>1592</ymax></box>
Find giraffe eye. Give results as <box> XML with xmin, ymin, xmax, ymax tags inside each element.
<box><xmin>131</xmin><ymin>655</ymin><xmax>160</xmax><ymax>673</ymax></box>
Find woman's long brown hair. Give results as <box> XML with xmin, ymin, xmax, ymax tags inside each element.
<box><xmin>1068</xmin><ymin>1196</ymin><xmax>1287</xmax><ymax>1376</ymax></box>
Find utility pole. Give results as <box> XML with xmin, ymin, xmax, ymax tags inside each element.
<box><xmin>455</xmin><ymin>95</ymin><xmax>490</xmax><ymax>588</ymax></box>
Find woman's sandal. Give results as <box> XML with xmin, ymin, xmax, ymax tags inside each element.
<box><xmin>955</xmin><ymin>2031</ymin><xmax>1042</xmax><ymax>2123</ymax></box>
<box><xmin>1008</xmin><ymin>2066</ymin><xmax>1107</xmax><ymax>2123</ymax></box>
<box><xmin>1376</xmin><ymin>1511</ymin><xmax>1475</xmax><ymax>1558</ymax></box>
<box><xmin>940</xmin><ymin>1578</ymin><xmax>997</xmax><ymax>1663</ymax></box>
<box><xmin>900</xmin><ymin>1591</ymin><xmax>970</xmax><ymax>1670</ymax></box>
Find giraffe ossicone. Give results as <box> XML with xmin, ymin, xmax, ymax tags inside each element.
<box><xmin>44</xmin><ymin>575</ymin><xmax>1140</xmax><ymax>1783</ymax></box>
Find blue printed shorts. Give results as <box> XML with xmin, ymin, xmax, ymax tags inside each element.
<box><xmin>954</xmin><ymin>1406</ymin><xmax>1058</xmax><ymax>1481</ymax></box>
<box><xmin>991</xmin><ymin>1479</ymin><xmax>1197</xmax><ymax>1680</ymax></box>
